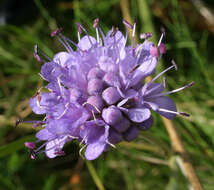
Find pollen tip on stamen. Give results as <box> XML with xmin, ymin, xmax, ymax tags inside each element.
<box><xmin>15</xmin><ymin>118</ymin><xmax>22</xmax><ymax>127</ymax></box>
<box><xmin>93</xmin><ymin>18</ymin><xmax>99</xmax><ymax>28</ymax></box>
<box><xmin>55</xmin><ymin>150</ymin><xmax>65</xmax><ymax>156</ymax></box>
<box><xmin>161</xmin><ymin>27</ymin><xmax>166</xmax><ymax>36</ymax></box>
<box><xmin>187</xmin><ymin>81</ymin><xmax>195</xmax><ymax>88</ymax></box>
<box><xmin>163</xmin><ymin>77</ymin><xmax>166</xmax><ymax>88</ymax></box>
<box><xmin>76</xmin><ymin>22</ymin><xmax>82</xmax><ymax>34</ymax></box>
<box><xmin>24</xmin><ymin>142</ymin><xmax>36</xmax><ymax>149</ymax></box>
<box><xmin>171</xmin><ymin>60</ymin><xmax>178</xmax><ymax>71</ymax></box>
<box><xmin>122</xmin><ymin>19</ymin><xmax>133</xmax><ymax>29</ymax></box>
<box><xmin>110</xmin><ymin>26</ymin><xmax>118</xmax><ymax>37</ymax></box>
<box><xmin>179</xmin><ymin>112</ymin><xmax>190</xmax><ymax>117</ymax></box>
<box><xmin>51</xmin><ymin>28</ymin><xmax>63</xmax><ymax>37</ymax></box>
<box><xmin>30</xmin><ymin>150</ymin><xmax>37</xmax><ymax>159</ymax></box>
<box><xmin>140</xmin><ymin>32</ymin><xmax>152</xmax><ymax>40</ymax></box>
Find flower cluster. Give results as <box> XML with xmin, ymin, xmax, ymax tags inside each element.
<box><xmin>23</xmin><ymin>19</ymin><xmax>193</xmax><ymax>160</ymax></box>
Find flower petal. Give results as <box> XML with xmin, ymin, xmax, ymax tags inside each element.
<box><xmin>146</xmin><ymin>96</ymin><xmax>177</xmax><ymax>119</ymax></box>
<box><xmin>85</xmin><ymin>142</ymin><xmax>106</xmax><ymax>160</ymax></box>
<box><xmin>128</xmin><ymin>108</ymin><xmax>151</xmax><ymax>123</ymax></box>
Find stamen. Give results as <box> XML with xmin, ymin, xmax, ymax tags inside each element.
<box><xmin>131</xmin><ymin>20</ymin><xmax>136</xmax><ymax>47</ymax></box>
<box><xmin>56</xmin><ymin>103</ymin><xmax>69</xmax><ymax>119</ymax></box>
<box><xmin>151</xmin><ymin>81</ymin><xmax>195</xmax><ymax>97</ymax></box>
<box><xmin>150</xmin><ymin>63</ymin><xmax>177</xmax><ymax>84</ymax></box>
<box><xmin>129</xmin><ymin>64</ymin><xmax>140</xmax><ymax>74</ymax></box>
<box><xmin>58</xmin><ymin>34</ymin><xmax>73</xmax><ymax>52</ymax></box>
<box><xmin>79</xmin><ymin>144</ymin><xmax>86</xmax><ymax>159</ymax></box>
<box><xmin>140</xmin><ymin>32</ymin><xmax>152</xmax><ymax>40</ymax></box>
<box><xmin>57</xmin><ymin>75</ymin><xmax>63</xmax><ymax>96</ymax></box>
<box><xmin>51</xmin><ymin>28</ymin><xmax>63</xmax><ymax>37</ymax></box>
<box><xmin>82</xmin><ymin>102</ymin><xmax>101</xmax><ymax>113</ymax></box>
<box><xmin>34</xmin><ymin>45</ymin><xmax>51</xmax><ymax>62</ymax></box>
<box><xmin>24</xmin><ymin>142</ymin><xmax>36</xmax><ymax>149</ymax></box>
<box><xmin>158</xmin><ymin>108</ymin><xmax>190</xmax><ymax>117</ymax></box>
<box><xmin>92</xmin><ymin>110</ymin><xmax>96</xmax><ymax>121</ymax></box>
<box><xmin>157</xmin><ymin>27</ymin><xmax>165</xmax><ymax>47</ymax></box>
<box><xmin>76</xmin><ymin>22</ymin><xmax>82</xmax><ymax>42</ymax></box>
<box><xmin>54</xmin><ymin>150</ymin><xmax>65</xmax><ymax>156</ymax></box>
<box><xmin>93</xmin><ymin>18</ymin><xmax>100</xmax><ymax>44</ymax></box>
<box><xmin>163</xmin><ymin>77</ymin><xmax>166</xmax><ymax>88</ymax></box>
<box><xmin>30</xmin><ymin>150</ymin><xmax>37</xmax><ymax>159</ymax></box>
<box><xmin>122</xmin><ymin>19</ymin><xmax>133</xmax><ymax>29</ymax></box>
<box><xmin>15</xmin><ymin>118</ymin><xmax>23</xmax><ymax>127</ymax></box>
<box><xmin>78</xmin><ymin>23</ymin><xmax>94</xmax><ymax>47</ymax></box>
<box><xmin>106</xmin><ymin>140</ymin><xmax>116</xmax><ymax>148</ymax></box>
<box><xmin>110</xmin><ymin>26</ymin><xmax>118</xmax><ymax>37</ymax></box>
<box><xmin>93</xmin><ymin>18</ymin><xmax>99</xmax><ymax>28</ymax></box>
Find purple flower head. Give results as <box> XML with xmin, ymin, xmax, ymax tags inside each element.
<box><xmin>23</xmin><ymin>19</ymin><xmax>193</xmax><ymax>160</ymax></box>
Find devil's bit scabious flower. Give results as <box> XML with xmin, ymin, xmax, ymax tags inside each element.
<box><xmin>23</xmin><ymin>19</ymin><xmax>193</xmax><ymax>160</ymax></box>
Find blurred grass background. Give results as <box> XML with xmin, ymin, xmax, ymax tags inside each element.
<box><xmin>0</xmin><ymin>0</ymin><xmax>214</xmax><ymax>189</ymax></box>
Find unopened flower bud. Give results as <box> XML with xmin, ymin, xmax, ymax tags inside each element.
<box><xmin>87</xmin><ymin>78</ymin><xmax>103</xmax><ymax>95</ymax></box>
<box><xmin>102</xmin><ymin>106</ymin><xmax>123</xmax><ymax>125</ymax></box>
<box><xmin>103</xmin><ymin>72</ymin><xmax>119</xmax><ymax>87</ymax></box>
<box><xmin>113</xmin><ymin>118</ymin><xmax>130</xmax><ymax>133</ymax></box>
<box><xmin>108</xmin><ymin>129</ymin><xmax>123</xmax><ymax>144</ymax></box>
<box><xmin>87</xmin><ymin>67</ymin><xmax>104</xmax><ymax>80</ymax></box>
<box><xmin>124</xmin><ymin>126</ymin><xmax>139</xmax><ymax>141</ymax></box>
<box><xmin>102</xmin><ymin>87</ymin><xmax>121</xmax><ymax>105</ymax></box>
<box><xmin>70</xmin><ymin>88</ymin><xmax>82</xmax><ymax>102</ymax></box>
<box><xmin>86</xmin><ymin>96</ymin><xmax>104</xmax><ymax>114</ymax></box>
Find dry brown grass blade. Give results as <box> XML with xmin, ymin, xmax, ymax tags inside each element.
<box><xmin>120</xmin><ymin>0</ymin><xmax>204</xmax><ymax>189</ymax></box>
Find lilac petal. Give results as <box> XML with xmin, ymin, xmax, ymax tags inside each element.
<box><xmin>78</xmin><ymin>35</ymin><xmax>97</xmax><ymax>51</ymax></box>
<box><xmin>128</xmin><ymin>108</ymin><xmax>151</xmax><ymax>123</ymax></box>
<box><xmin>124</xmin><ymin>126</ymin><xmax>139</xmax><ymax>142</ymax></box>
<box><xmin>105</xmin><ymin>30</ymin><xmax>126</xmax><ymax>49</ymax></box>
<box><xmin>147</xmin><ymin>96</ymin><xmax>177</xmax><ymax>120</ymax></box>
<box><xmin>53</xmin><ymin>51</ymin><xmax>72</xmax><ymax>67</ymax></box>
<box><xmin>41</xmin><ymin>61</ymin><xmax>65</xmax><ymax>82</ymax></box>
<box><xmin>130</xmin><ymin>57</ymin><xmax>157</xmax><ymax>87</ymax></box>
<box><xmin>45</xmin><ymin>138</ymin><xmax>67</xmax><ymax>158</ymax></box>
<box><xmin>142</xmin><ymin>83</ymin><xmax>164</xmax><ymax>97</ymax></box>
<box><xmin>36</xmin><ymin>128</ymin><xmax>55</xmax><ymax>141</ymax></box>
<box><xmin>138</xmin><ymin>116</ymin><xmax>154</xmax><ymax>130</ymax></box>
<box><xmin>29</xmin><ymin>93</ymin><xmax>60</xmax><ymax>115</ymax></box>
<box><xmin>85</xmin><ymin>142</ymin><xmax>106</xmax><ymax>160</ymax></box>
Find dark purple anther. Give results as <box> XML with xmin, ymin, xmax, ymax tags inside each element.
<box><xmin>51</xmin><ymin>28</ymin><xmax>63</xmax><ymax>37</ymax></box>
<box><xmin>76</xmin><ymin>22</ymin><xmax>82</xmax><ymax>34</ymax></box>
<box><xmin>110</xmin><ymin>26</ymin><xmax>118</xmax><ymax>37</ymax></box>
<box><xmin>140</xmin><ymin>32</ymin><xmax>152</xmax><ymax>39</ymax></box>
<box><xmin>93</xmin><ymin>18</ymin><xmax>99</xmax><ymax>28</ymax></box>
<box><xmin>24</xmin><ymin>142</ymin><xmax>36</xmax><ymax>149</ymax></box>
<box><xmin>102</xmin><ymin>87</ymin><xmax>121</xmax><ymax>105</ymax></box>
<box><xmin>123</xmin><ymin>19</ymin><xmax>133</xmax><ymax>29</ymax></box>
